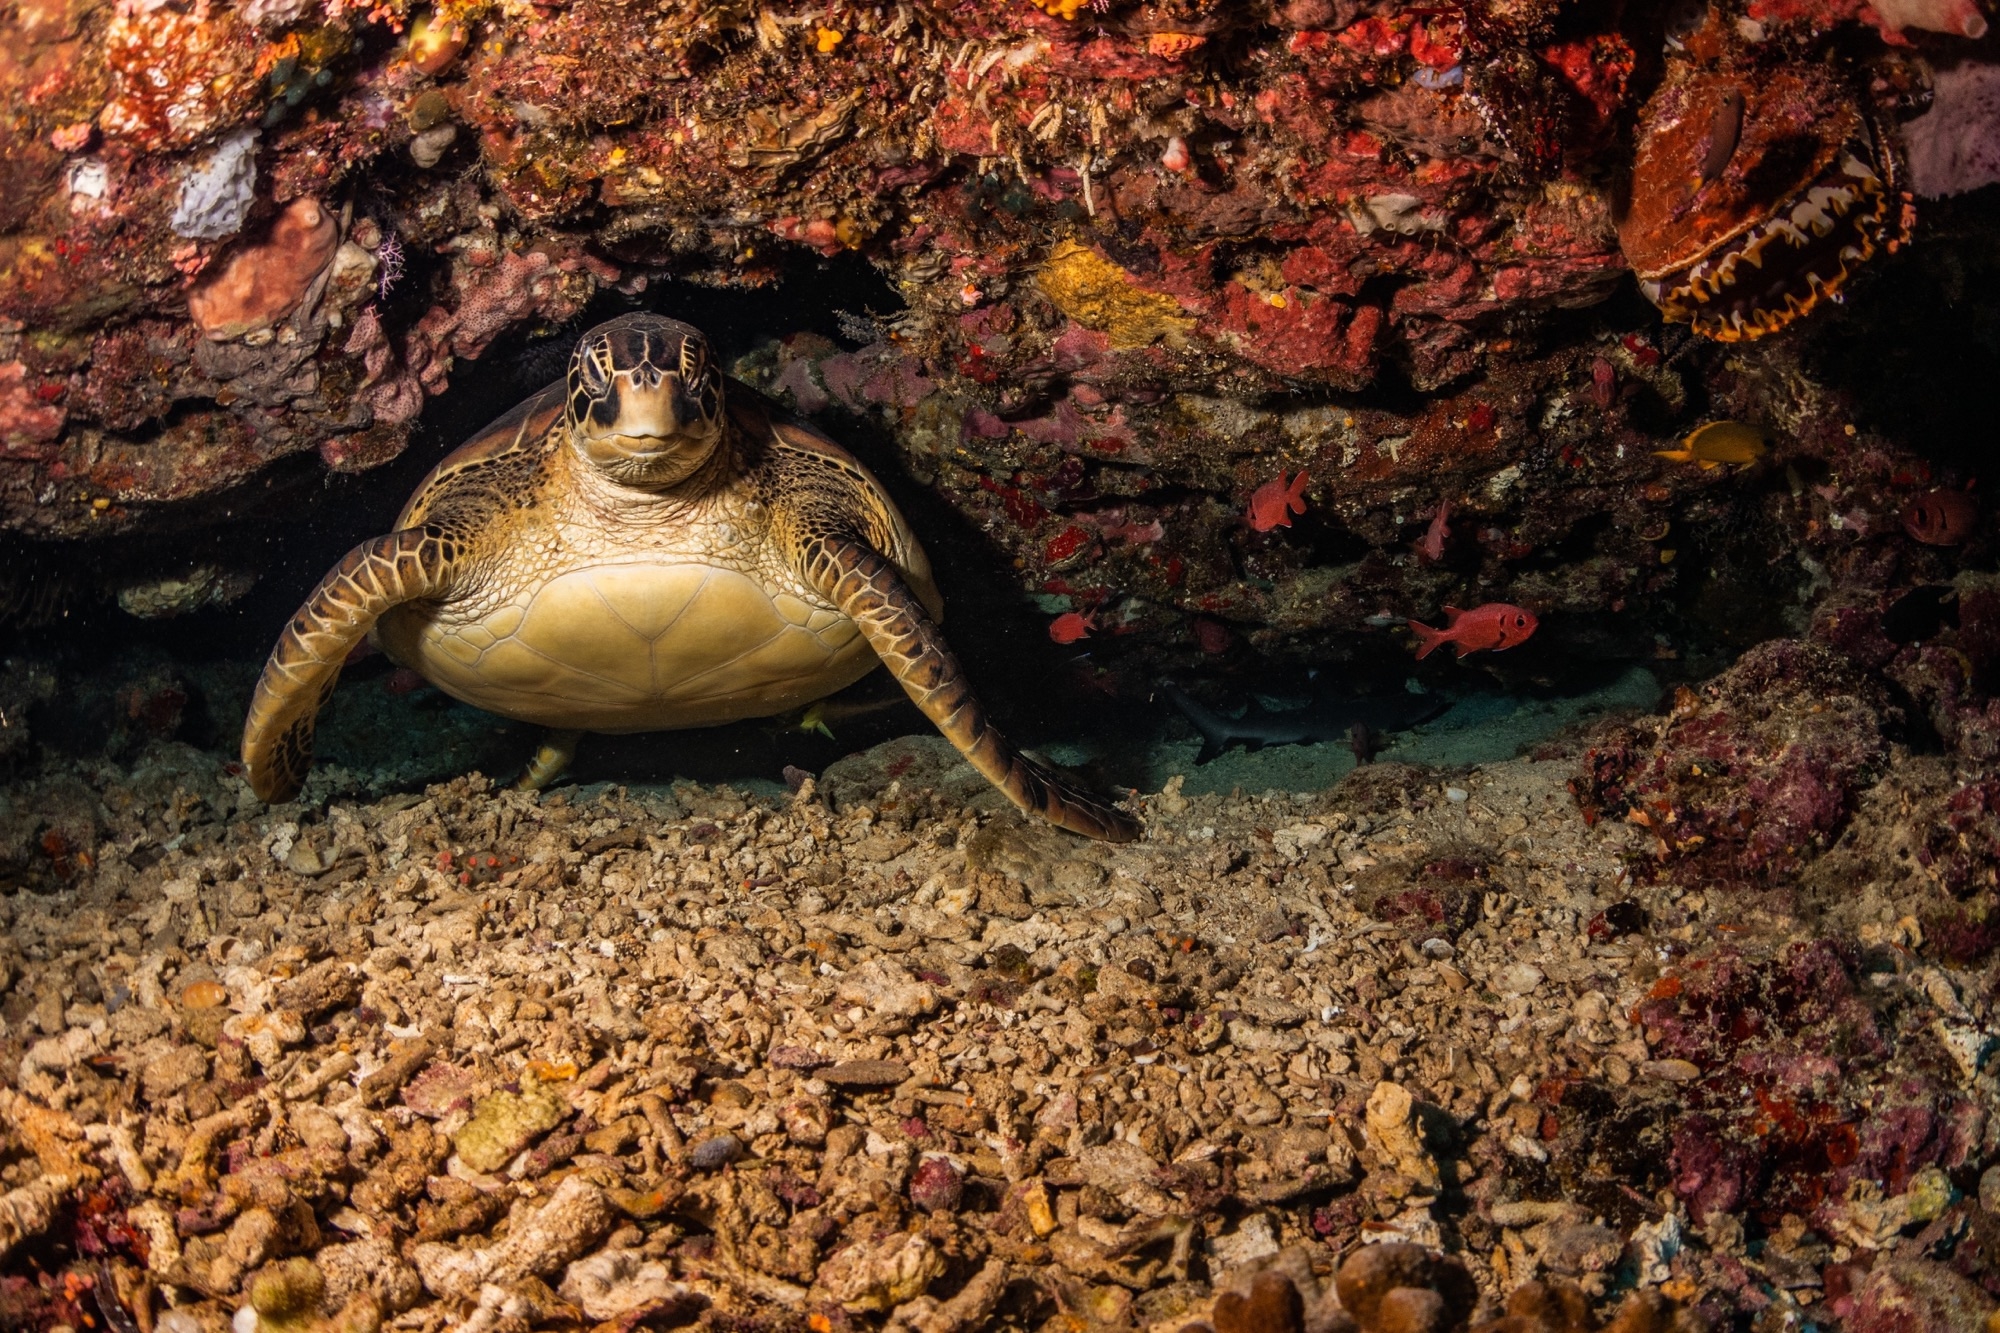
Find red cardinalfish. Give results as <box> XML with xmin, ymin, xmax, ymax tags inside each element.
<box><xmin>1901</xmin><ymin>488</ymin><xmax>1979</xmax><ymax>546</ymax></box>
<box><xmin>1049</xmin><ymin>611</ymin><xmax>1097</xmax><ymax>644</ymax></box>
<box><xmin>1409</xmin><ymin>603</ymin><xmax>1538</xmax><ymax>659</ymax></box>
<box><xmin>1247</xmin><ymin>470</ymin><xmax>1310</xmax><ymax>531</ymax></box>
<box><xmin>1413</xmin><ymin>498</ymin><xmax>1452</xmax><ymax>563</ymax></box>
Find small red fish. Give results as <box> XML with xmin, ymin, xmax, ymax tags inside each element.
<box><xmin>1901</xmin><ymin>489</ymin><xmax>1979</xmax><ymax>546</ymax></box>
<box><xmin>1620</xmin><ymin>333</ymin><xmax>1661</xmax><ymax>368</ymax></box>
<box><xmin>1414</xmin><ymin>498</ymin><xmax>1452</xmax><ymax>563</ymax></box>
<box><xmin>1247</xmin><ymin>470</ymin><xmax>1310</xmax><ymax>531</ymax></box>
<box><xmin>1409</xmin><ymin>603</ymin><xmax>1538</xmax><ymax>659</ymax></box>
<box><xmin>384</xmin><ymin>666</ymin><xmax>427</xmax><ymax>695</ymax></box>
<box><xmin>1048</xmin><ymin>611</ymin><xmax>1097</xmax><ymax>644</ymax></box>
<box><xmin>1193</xmin><ymin>616</ymin><xmax>1232</xmax><ymax>654</ymax></box>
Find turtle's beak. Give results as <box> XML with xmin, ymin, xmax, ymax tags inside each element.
<box><xmin>574</xmin><ymin>367</ymin><xmax>722</xmax><ymax>489</ymax></box>
<box><xmin>623</xmin><ymin>373</ymin><xmax>708</xmax><ymax>441</ymax></box>
<box><xmin>586</xmin><ymin>369</ymin><xmax>711</xmax><ymax>444</ymax></box>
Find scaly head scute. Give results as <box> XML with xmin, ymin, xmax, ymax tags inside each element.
<box><xmin>567</xmin><ymin>313</ymin><xmax>725</xmax><ymax>488</ymax></box>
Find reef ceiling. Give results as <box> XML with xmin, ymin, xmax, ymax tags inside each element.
<box><xmin>2</xmin><ymin>0</ymin><xmax>1997</xmax><ymax>655</ymax></box>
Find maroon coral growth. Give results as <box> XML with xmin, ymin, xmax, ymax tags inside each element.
<box><xmin>1637</xmin><ymin>939</ymin><xmax>1976</xmax><ymax>1230</ymax></box>
<box><xmin>1574</xmin><ymin>640</ymin><xmax>1887</xmax><ymax>883</ymax></box>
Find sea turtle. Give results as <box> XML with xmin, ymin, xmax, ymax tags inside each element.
<box><xmin>241</xmin><ymin>312</ymin><xmax>1137</xmax><ymax>841</ymax></box>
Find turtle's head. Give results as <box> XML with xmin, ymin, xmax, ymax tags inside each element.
<box><xmin>566</xmin><ymin>314</ymin><xmax>725</xmax><ymax>488</ymax></box>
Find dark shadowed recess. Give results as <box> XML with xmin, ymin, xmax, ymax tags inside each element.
<box><xmin>1802</xmin><ymin>189</ymin><xmax>2000</xmax><ymax>482</ymax></box>
<box><xmin>0</xmin><ymin>250</ymin><xmax>1161</xmax><ymax>790</ymax></box>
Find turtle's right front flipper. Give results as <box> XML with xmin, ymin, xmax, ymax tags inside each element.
<box><xmin>242</xmin><ymin>527</ymin><xmax>460</xmax><ymax>803</ymax></box>
<box><xmin>804</xmin><ymin>536</ymin><xmax>1140</xmax><ymax>843</ymax></box>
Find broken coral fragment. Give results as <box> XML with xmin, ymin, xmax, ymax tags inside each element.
<box><xmin>812</xmin><ymin>1231</ymin><xmax>944</xmax><ymax>1312</ymax></box>
<box><xmin>240</xmin><ymin>1257</ymin><xmax>383</xmax><ymax>1333</ymax></box>
<box><xmin>558</xmin><ymin>1248</ymin><xmax>693</xmax><ymax>1322</ymax></box>
<box><xmin>1363</xmin><ymin>1082</ymin><xmax>1441</xmax><ymax>1189</ymax></box>
<box><xmin>453</xmin><ymin>1071</ymin><xmax>567</xmax><ymax>1173</ymax></box>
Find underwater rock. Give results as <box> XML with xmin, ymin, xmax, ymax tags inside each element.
<box><xmin>186</xmin><ymin>199</ymin><xmax>340</xmax><ymax>342</ymax></box>
<box><xmin>0</xmin><ymin>0</ymin><xmax>1892</xmax><ymax>549</ymax></box>
<box><xmin>1847</xmin><ymin>1256</ymin><xmax>1998</xmax><ymax>1332</ymax></box>
<box><xmin>116</xmin><ymin>564</ymin><xmax>257</xmax><ymax>619</ymax></box>
<box><xmin>1574</xmin><ymin>640</ymin><xmax>1890</xmax><ymax>883</ymax></box>
<box><xmin>0</xmin><ymin>0</ymin><xmax>1983</xmax><ymax>703</ymax></box>
<box><xmin>1632</xmin><ymin>937</ymin><xmax>1979</xmax><ymax>1233</ymax></box>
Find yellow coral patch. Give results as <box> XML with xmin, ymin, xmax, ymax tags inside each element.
<box><xmin>1030</xmin><ymin>0</ymin><xmax>1086</xmax><ymax>18</ymax></box>
<box><xmin>1035</xmin><ymin>240</ymin><xmax>1194</xmax><ymax>350</ymax></box>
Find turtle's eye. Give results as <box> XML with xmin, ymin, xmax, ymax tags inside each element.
<box><xmin>678</xmin><ymin>336</ymin><xmax>708</xmax><ymax>384</ymax></box>
<box><xmin>578</xmin><ymin>346</ymin><xmax>611</xmax><ymax>395</ymax></box>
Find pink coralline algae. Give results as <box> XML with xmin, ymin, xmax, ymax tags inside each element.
<box><xmin>1904</xmin><ymin>60</ymin><xmax>2000</xmax><ymax>198</ymax></box>
<box><xmin>0</xmin><ymin>362</ymin><xmax>66</xmax><ymax>457</ymax></box>
<box><xmin>1573</xmin><ymin>640</ymin><xmax>1889</xmax><ymax>880</ymax></box>
<box><xmin>1637</xmin><ymin>941</ymin><xmax>1976</xmax><ymax>1230</ymax></box>
<box><xmin>1848</xmin><ymin>1258</ymin><xmax>2000</xmax><ymax>1332</ymax></box>
<box><xmin>343</xmin><ymin>246</ymin><xmax>593</xmax><ymax>431</ymax></box>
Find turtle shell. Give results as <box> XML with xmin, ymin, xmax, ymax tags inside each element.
<box><xmin>371</xmin><ymin>383</ymin><xmax>937</xmax><ymax>734</ymax></box>
<box><xmin>393</xmin><ymin>381</ymin><xmax>567</xmax><ymax>531</ymax></box>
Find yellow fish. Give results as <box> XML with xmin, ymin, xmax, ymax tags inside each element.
<box><xmin>778</xmin><ymin>695</ymin><xmax>910</xmax><ymax>740</ymax></box>
<box><xmin>795</xmin><ymin>701</ymin><xmax>836</xmax><ymax>740</ymax></box>
<box><xmin>1655</xmin><ymin>421</ymin><xmax>1770</xmax><ymax>470</ymax></box>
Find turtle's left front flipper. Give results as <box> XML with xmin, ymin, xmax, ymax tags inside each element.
<box><xmin>804</xmin><ymin>535</ymin><xmax>1139</xmax><ymax>843</ymax></box>
<box><xmin>242</xmin><ymin>527</ymin><xmax>461</xmax><ymax>803</ymax></box>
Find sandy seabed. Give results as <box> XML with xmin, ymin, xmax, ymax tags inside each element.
<box><xmin>1</xmin><ymin>716</ymin><xmax>1996</xmax><ymax>1333</ymax></box>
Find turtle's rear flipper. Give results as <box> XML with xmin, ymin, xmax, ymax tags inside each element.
<box><xmin>242</xmin><ymin>527</ymin><xmax>461</xmax><ymax>804</ymax></box>
<box><xmin>808</xmin><ymin>537</ymin><xmax>1139</xmax><ymax>843</ymax></box>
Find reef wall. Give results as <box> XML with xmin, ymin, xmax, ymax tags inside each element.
<box><xmin>2</xmin><ymin>0</ymin><xmax>1998</xmax><ymax>674</ymax></box>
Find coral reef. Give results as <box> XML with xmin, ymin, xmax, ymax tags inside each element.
<box><xmin>1572</xmin><ymin>639</ymin><xmax>1891</xmax><ymax>883</ymax></box>
<box><xmin>0</xmin><ymin>0</ymin><xmax>1984</xmax><ymax>559</ymax></box>
<box><xmin>2</xmin><ymin>1</ymin><xmax>2000</xmax><ymax>1319</ymax></box>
